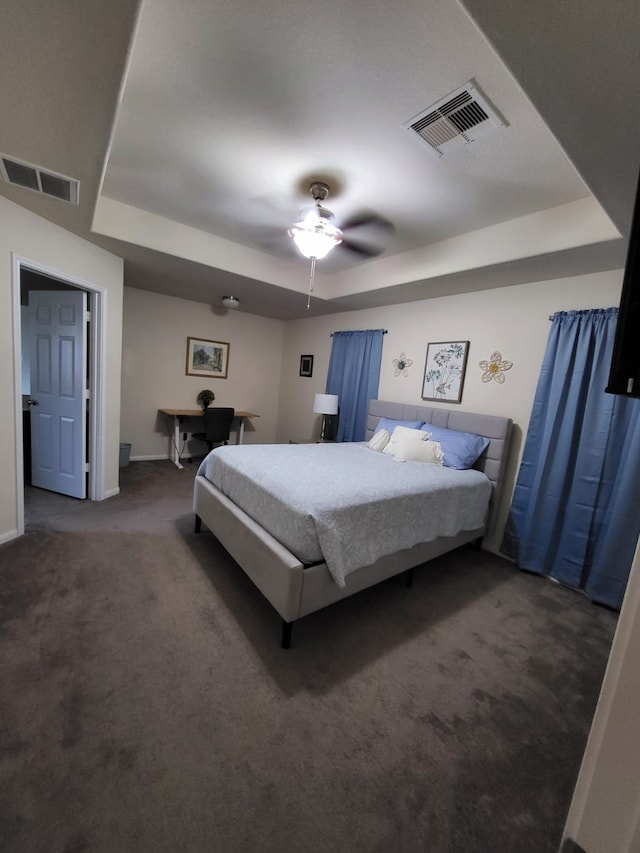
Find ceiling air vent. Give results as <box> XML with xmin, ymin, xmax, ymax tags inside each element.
<box><xmin>404</xmin><ymin>81</ymin><xmax>507</xmax><ymax>157</ymax></box>
<box><xmin>0</xmin><ymin>154</ymin><xmax>79</xmax><ymax>204</ymax></box>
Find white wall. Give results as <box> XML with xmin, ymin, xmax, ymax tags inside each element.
<box><xmin>0</xmin><ymin>195</ymin><xmax>123</xmax><ymax>544</ymax></box>
<box><xmin>277</xmin><ymin>270</ymin><xmax>624</xmax><ymax>552</ymax></box>
<box><xmin>121</xmin><ymin>287</ymin><xmax>286</xmax><ymax>459</ymax></box>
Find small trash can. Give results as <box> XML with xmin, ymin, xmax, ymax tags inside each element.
<box><xmin>119</xmin><ymin>442</ymin><xmax>132</xmax><ymax>468</ymax></box>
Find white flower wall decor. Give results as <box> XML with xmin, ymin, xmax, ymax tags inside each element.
<box><xmin>479</xmin><ymin>351</ymin><xmax>513</xmax><ymax>383</ymax></box>
<box><xmin>392</xmin><ymin>353</ymin><xmax>413</xmax><ymax>377</ymax></box>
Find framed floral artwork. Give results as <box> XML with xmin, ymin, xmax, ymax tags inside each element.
<box><xmin>185</xmin><ymin>337</ymin><xmax>229</xmax><ymax>378</ymax></box>
<box><xmin>422</xmin><ymin>340</ymin><xmax>469</xmax><ymax>403</ymax></box>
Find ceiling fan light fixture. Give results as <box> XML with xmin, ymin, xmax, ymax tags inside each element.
<box><xmin>288</xmin><ymin>215</ymin><xmax>343</xmax><ymax>260</ymax></box>
<box><xmin>289</xmin><ymin>182</ymin><xmax>343</xmax><ymax>260</ymax></box>
<box><xmin>221</xmin><ymin>295</ymin><xmax>240</xmax><ymax>309</ymax></box>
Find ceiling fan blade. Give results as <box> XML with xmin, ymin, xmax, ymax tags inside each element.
<box><xmin>340</xmin><ymin>211</ymin><xmax>395</xmax><ymax>236</ymax></box>
<box><xmin>338</xmin><ymin>238</ymin><xmax>385</xmax><ymax>259</ymax></box>
<box><xmin>338</xmin><ymin>211</ymin><xmax>395</xmax><ymax>259</ymax></box>
<box><xmin>240</xmin><ymin>224</ymin><xmax>296</xmax><ymax>258</ymax></box>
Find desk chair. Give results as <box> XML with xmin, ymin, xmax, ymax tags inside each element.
<box><xmin>193</xmin><ymin>407</ymin><xmax>235</xmax><ymax>452</ymax></box>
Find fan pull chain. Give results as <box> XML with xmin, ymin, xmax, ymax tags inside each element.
<box><xmin>306</xmin><ymin>256</ymin><xmax>317</xmax><ymax>310</ymax></box>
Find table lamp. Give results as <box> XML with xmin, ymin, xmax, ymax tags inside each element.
<box><xmin>313</xmin><ymin>393</ymin><xmax>339</xmax><ymax>441</ymax></box>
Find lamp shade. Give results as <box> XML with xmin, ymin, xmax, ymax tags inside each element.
<box><xmin>221</xmin><ymin>295</ymin><xmax>240</xmax><ymax>309</ymax></box>
<box><xmin>313</xmin><ymin>393</ymin><xmax>339</xmax><ymax>415</ymax></box>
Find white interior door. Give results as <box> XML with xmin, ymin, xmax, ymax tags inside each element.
<box><xmin>28</xmin><ymin>290</ymin><xmax>87</xmax><ymax>498</ymax></box>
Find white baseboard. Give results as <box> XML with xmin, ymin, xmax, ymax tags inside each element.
<box><xmin>103</xmin><ymin>487</ymin><xmax>120</xmax><ymax>499</ymax></box>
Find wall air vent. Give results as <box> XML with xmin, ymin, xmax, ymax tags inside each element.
<box><xmin>404</xmin><ymin>81</ymin><xmax>507</xmax><ymax>157</ymax></box>
<box><xmin>0</xmin><ymin>154</ymin><xmax>79</xmax><ymax>205</ymax></box>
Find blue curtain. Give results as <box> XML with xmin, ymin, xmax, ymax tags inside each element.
<box><xmin>326</xmin><ymin>329</ymin><xmax>384</xmax><ymax>442</ymax></box>
<box><xmin>502</xmin><ymin>308</ymin><xmax>640</xmax><ymax>609</ymax></box>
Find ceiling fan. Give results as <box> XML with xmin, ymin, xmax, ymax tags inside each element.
<box><xmin>285</xmin><ymin>181</ymin><xmax>394</xmax><ymax>308</ymax></box>
<box><xmin>236</xmin><ymin>179</ymin><xmax>394</xmax><ymax>308</ymax></box>
<box><xmin>288</xmin><ymin>181</ymin><xmax>394</xmax><ymax>262</ymax></box>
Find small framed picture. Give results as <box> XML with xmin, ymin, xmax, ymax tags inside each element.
<box><xmin>422</xmin><ymin>341</ymin><xmax>469</xmax><ymax>403</ymax></box>
<box><xmin>186</xmin><ymin>337</ymin><xmax>230</xmax><ymax>378</ymax></box>
<box><xmin>299</xmin><ymin>354</ymin><xmax>314</xmax><ymax>377</ymax></box>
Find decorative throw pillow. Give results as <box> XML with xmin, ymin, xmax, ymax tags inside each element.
<box><xmin>367</xmin><ymin>429</ymin><xmax>390</xmax><ymax>452</ymax></box>
<box><xmin>420</xmin><ymin>423</ymin><xmax>489</xmax><ymax>469</ymax></box>
<box><xmin>383</xmin><ymin>425</ymin><xmax>432</xmax><ymax>456</ymax></box>
<box><xmin>395</xmin><ymin>436</ymin><xmax>444</xmax><ymax>464</ymax></box>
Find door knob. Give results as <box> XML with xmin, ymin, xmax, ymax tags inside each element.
<box><xmin>26</xmin><ymin>398</ymin><xmax>39</xmax><ymax>406</ymax></box>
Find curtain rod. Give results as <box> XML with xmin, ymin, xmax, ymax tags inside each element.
<box><xmin>330</xmin><ymin>329</ymin><xmax>388</xmax><ymax>336</ymax></box>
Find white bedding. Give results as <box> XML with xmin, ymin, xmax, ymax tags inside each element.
<box><xmin>198</xmin><ymin>442</ymin><xmax>491</xmax><ymax>587</ymax></box>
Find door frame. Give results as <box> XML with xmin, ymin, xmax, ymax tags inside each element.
<box><xmin>11</xmin><ymin>254</ymin><xmax>107</xmax><ymax>535</ymax></box>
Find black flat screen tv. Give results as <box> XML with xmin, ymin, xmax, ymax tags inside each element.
<box><xmin>606</xmin><ymin>165</ymin><xmax>640</xmax><ymax>398</ymax></box>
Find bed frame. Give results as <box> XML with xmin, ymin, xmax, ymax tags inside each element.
<box><xmin>194</xmin><ymin>400</ymin><xmax>513</xmax><ymax>648</ymax></box>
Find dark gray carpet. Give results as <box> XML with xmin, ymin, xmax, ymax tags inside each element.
<box><xmin>0</xmin><ymin>461</ymin><xmax>617</xmax><ymax>853</ymax></box>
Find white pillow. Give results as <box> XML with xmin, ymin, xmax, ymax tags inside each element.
<box><xmin>382</xmin><ymin>425</ymin><xmax>432</xmax><ymax>456</ymax></box>
<box><xmin>367</xmin><ymin>428</ymin><xmax>390</xmax><ymax>452</ymax></box>
<box><xmin>395</xmin><ymin>437</ymin><xmax>444</xmax><ymax>464</ymax></box>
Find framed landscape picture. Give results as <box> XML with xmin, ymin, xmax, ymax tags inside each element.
<box><xmin>186</xmin><ymin>337</ymin><xmax>230</xmax><ymax>378</ymax></box>
<box><xmin>422</xmin><ymin>340</ymin><xmax>469</xmax><ymax>403</ymax></box>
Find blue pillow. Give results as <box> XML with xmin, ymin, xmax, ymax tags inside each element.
<box><xmin>376</xmin><ymin>417</ymin><xmax>424</xmax><ymax>435</ymax></box>
<box><xmin>420</xmin><ymin>423</ymin><xmax>490</xmax><ymax>470</ymax></box>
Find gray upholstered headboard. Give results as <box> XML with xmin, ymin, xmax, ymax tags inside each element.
<box><xmin>366</xmin><ymin>399</ymin><xmax>513</xmax><ymax>513</ymax></box>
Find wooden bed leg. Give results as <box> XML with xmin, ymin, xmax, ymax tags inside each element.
<box><xmin>406</xmin><ymin>567</ymin><xmax>414</xmax><ymax>588</ymax></box>
<box><xmin>282</xmin><ymin>620</ymin><xmax>292</xmax><ymax>649</ymax></box>
<box><xmin>473</xmin><ymin>537</ymin><xmax>483</xmax><ymax>551</ymax></box>
<box><xmin>194</xmin><ymin>514</ymin><xmax>202</xmax><ymax>534</ymax></box>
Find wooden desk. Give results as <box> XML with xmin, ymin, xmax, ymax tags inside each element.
<box><xmin>159</xmin><ymin>408</ymin><xmax>259</xmax><ymax>469</ymax></box>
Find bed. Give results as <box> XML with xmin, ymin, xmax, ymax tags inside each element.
<box><xmin>193</xmin><ymin>399</ymin><xmax>513</xmax><ymax>647</ymax></box>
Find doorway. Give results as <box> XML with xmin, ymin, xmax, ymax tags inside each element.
<box><xmin>13</xmin><ymin>257</ymin><xmax>106</xmax><ymax>536</ymax></box>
